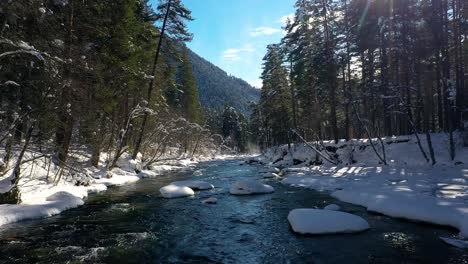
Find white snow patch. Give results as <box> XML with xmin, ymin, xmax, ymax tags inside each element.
<box><xmin>138</xmin><ymin>170</ymin><xmax>159</xmax><ymax>178</ymax></box>
<box><xmin>287</xmin><ymin>208</ymin><xmax>370</xmax><ymax>235</ymax></box>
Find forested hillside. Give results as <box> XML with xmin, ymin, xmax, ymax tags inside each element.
<box><xmin>187</xmin><ymin>49</ymin><xmax>260</xmax><ymax>114</ymax></box>
<box><xmin>0</xmin><ymin>0</ymin><xmax>231</xmax><ymax>204</ymax></box>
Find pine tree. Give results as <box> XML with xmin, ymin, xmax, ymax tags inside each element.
<box><xmin>132</xmin><ymin>0</ymin><xmax>193</xmax><ymax>159</ymax></box>
<box><xmin>258</xmin><ymin>44</ymin><xmax>292</xmax><ymax>147</ymax></box>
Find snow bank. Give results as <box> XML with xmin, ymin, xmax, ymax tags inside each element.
<box><xmin>264</xmin><ymin>133</ymin><xmax>467</xmax><ymax>167</ymax></box>
<box><xmin>229</xmin><ymin>181</ymin><xmax>275</xmax><ymax>195</ymax></box>
<box><xmin>159</xmin><ymin>185</ymin><xmax>195</xmax><ymax>198</ymax></box>
<box><xmin>0</xmin><ymin>198</ymin><xmax>85</xmax><ymax>227</ymax></box>
<box><xmin>440</xmin><ymin>237</ymin><xmax>468</xmax><ymax>249</ymax></box>
<box><xmin>278</xmin><ymin>165</ymin><xmax>468</xmax><ymax>238</ymax></box>
<box><xmin>0</xmin><ymin>150</ymin><xmax>202</xmax><ymax>227</ymax></box>
<box><xmin>287</xmin><ymin>209</ymin><xmax>370</xmax><ymax>235</ymax></box>
<box><xmin>171</xmin><ymin>180</ymin><xmax>214</xmax><ymax>190</ymax></box>
<box><xmin>261</xmin><ymin>132</ymin><xmax>468</xmax><ymax>238</ymax></box>
<box><xmin>332</xmin><ymin>189</ymin><xmax>468</xmax><ymax>238</ymax></box>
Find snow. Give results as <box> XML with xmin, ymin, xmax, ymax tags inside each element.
<box><xmin>0</xmin><ymin>199</ymin><xmax>85</xmax><ymax>228</ymax></box>
<box><xmin>324</xmin><ymin>204</ymin><xmax>341</xmax><ymax>211</ymax></box>
<box><xmin>0</xmin><ymin>148</ymin><xmax>207</xmax><ymax>227</ymax></box>
<box><xmin>287</xmin><ymin>209</ymin><xmax>370</xmax><ymax>235</ymax></box>
<box><xmin>159</xmin><ymin>185</ymin><xmax>195</xmax><ymax>198</ymax></box>
<box><xmin>264</xmin><ymin>133</ymin><xmax>462</xmax><ymax>167</ymax></box>
<box><xmin>280</xmin><ymin>167</ymin><xmax>468</xmax><ymax>238</ymax></box>
<box><xmin>3</xmin><ymin>81</ymin><xmax>20</xmax><ymax>87</ymax></box>
<box><xmin>138</xmin><ymin>170</ymin><xmax>159</xmax><ymax>178</ymax></box>
<box><xmin>263</xmin><ymin>132</ymin><xmax>468</xmax><ymax>238</ymax></box>
<box><xmin>202</xmin><ymin>197</ymin><xmax>218</xmax><ymax>204</ymax></box>
<box><xmin>229</xmin><ymin>181</ymin><xmax>275</xmax><ymax>195</ymax></box>
<box><xmin>116</xmin><ymin>154</ymin><xmax>142</xmax><ymax>173</ymax></box>
<box><xmin>46</xmin><ymin>191</ymin><xmax>81</xmax><ymax>202</ymax></box>
<box><xmin>171</xmin><ymin>180</ymin><xmax>214</xmax><ymax>190</ymax></box>
<box><xmin>440</xmin><ymin>237</ymin><xmax>468</xmax><ymax>249</ymax></box>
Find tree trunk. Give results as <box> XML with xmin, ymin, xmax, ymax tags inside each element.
<box><xmin>0</xmin><ymin>122</ymin><xmax>35</xmax><ymax>204</ymax></box>
<box><xmin>56</xmin><ymin>0</ymin><xmax>75</xmax><ymax>165</ymax></box>
<box><xmin>132</xmin><ymin>0</ymin><xmax>173</xmax><ymax>159</ymax></box>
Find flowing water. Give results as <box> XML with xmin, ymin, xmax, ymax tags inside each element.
<box><xmin>0</xmin><ymin>159</ymin><xmax>466</xmax><ymax>263</ymax></box>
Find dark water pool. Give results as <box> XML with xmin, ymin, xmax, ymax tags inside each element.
<box><xmin>0</xmin><ymin>159</ymin><xmax>466</xmax><ymax>263</ymax></box>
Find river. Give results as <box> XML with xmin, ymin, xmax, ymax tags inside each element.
<box><xmin>0</xmin><ymin>158</ymin><xmax>466</xmax><ymax>263</ymax></box>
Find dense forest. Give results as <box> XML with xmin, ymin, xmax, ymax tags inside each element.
<box><xmin>0</xmin><ymin>0</ymin><xmax>257</xmax><ymax>203</ymax></box>
<box><xmin>253</xmin><ymin>0</ymin><xmax>468</xmax><ymax>161</ymax></box>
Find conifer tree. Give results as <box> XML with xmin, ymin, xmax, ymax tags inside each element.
<box><xmin>132</xmin><ymin>0</ymin><xmax>193</xmax><ymax>159</ymax></box>
<box><xmin>258</xmin><ymin>44</ymin><xmax>292</xmax><ymax>147</ymax></box>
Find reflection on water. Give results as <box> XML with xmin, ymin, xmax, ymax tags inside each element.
<box><xmin>383</xmin><ymin>232</ymin><xmax>416</xmax><ymax>254</ymax></box>
<box><xmin>0</xmin><ymin>159</ymin><xmax>466</xmax><ymax>263</ymax></box>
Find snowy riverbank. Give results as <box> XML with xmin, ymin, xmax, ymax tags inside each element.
<box><xmin>0</xmin><ymin>151</ymin><xmax>238</xmax><ymax>228</ymax></box>
<box><xmin>260</xmin><ymin>133</ymin><xmax>468</xmax><ymax>239</ymax></box>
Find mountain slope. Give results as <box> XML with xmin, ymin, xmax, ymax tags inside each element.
<box><xmin>187</xmin><ymin>48</ymin><xmax>260</xmax><ymax>115</ymax></box>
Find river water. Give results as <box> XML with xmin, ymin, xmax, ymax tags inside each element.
<box><xmin>0</xmin><ymin>159</ymin><xmax>466</xmax><ymax>263</ymax></box>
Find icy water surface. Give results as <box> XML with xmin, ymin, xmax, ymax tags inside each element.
<box><xmin>0</xmin><ymin>159</ymin><xmax>467</xmax><ymax>263</ymax></box>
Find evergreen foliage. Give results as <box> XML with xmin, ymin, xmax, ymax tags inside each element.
<box><xmin>254</xmin><ymin>0</ymin><xmax>468</xmax><ymax>159</ymax></box>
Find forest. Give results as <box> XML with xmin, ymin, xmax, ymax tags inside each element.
<box><xmin>1</xmin><ymin>0</ymin><xmax>468</xmax><ymax>262</ymax></box>
<box><xmin>0</xmin><ymin>0</ymin><xmax>255</xmax><ymax>204</ymax></box>
<box><xmin>253</xmin><ymin>0</ymin><xmax>468</xmax><ymax>163</ymax></box>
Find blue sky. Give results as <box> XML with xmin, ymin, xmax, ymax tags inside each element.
<box><xmin>150</xmin><ymin>0</ymin><xmax>296</xmax><ymax>88</ymax></box>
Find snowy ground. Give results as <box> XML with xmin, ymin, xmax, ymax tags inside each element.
<box><xmin>0</xmin><ymin>149</ymin><xmax>238</xmax><ymax>228</ymax></box>
<box><xmin>262</xmin><ymin>133</ymin><xmax>468</xmax><ymax>240</ymax></box>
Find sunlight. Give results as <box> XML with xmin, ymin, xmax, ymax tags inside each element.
<box><xmin>358</xmin><ymin>0</ymin><xmax>372</xmax><ymax>30</ymax></box>
<box><xmin>1</xmin><ymin>0</ymin><xmax>468</xmax><ymax>261</ymax></box>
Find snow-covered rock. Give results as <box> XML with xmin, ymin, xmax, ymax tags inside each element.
<box><xmin>171</xmin><ymin>180</ymin><xmax>214</xmax><ymax>190</ymax></box>
<box><xmin>324</xmin><ymin>204</ymin><xmax>341</xmax><ymax>211</ymax></box>
<box><xmin>287</xmin><ymin>209</ymin><xmax>370</xmax><ymax>235</ymax></box>
<box><xmin>202</xmin><ymin>198</ymin><xmax>218</xmax><ymax>204</ymax></box>
<box><xmin>159</xmin><ymin>185</ymin><xmax>195</xmax><ymax>198</ymax></box>
<box><xmin>229</xmin><ymin>181</ymin><xmax>275</xmax><ymax>195</ymax></box>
